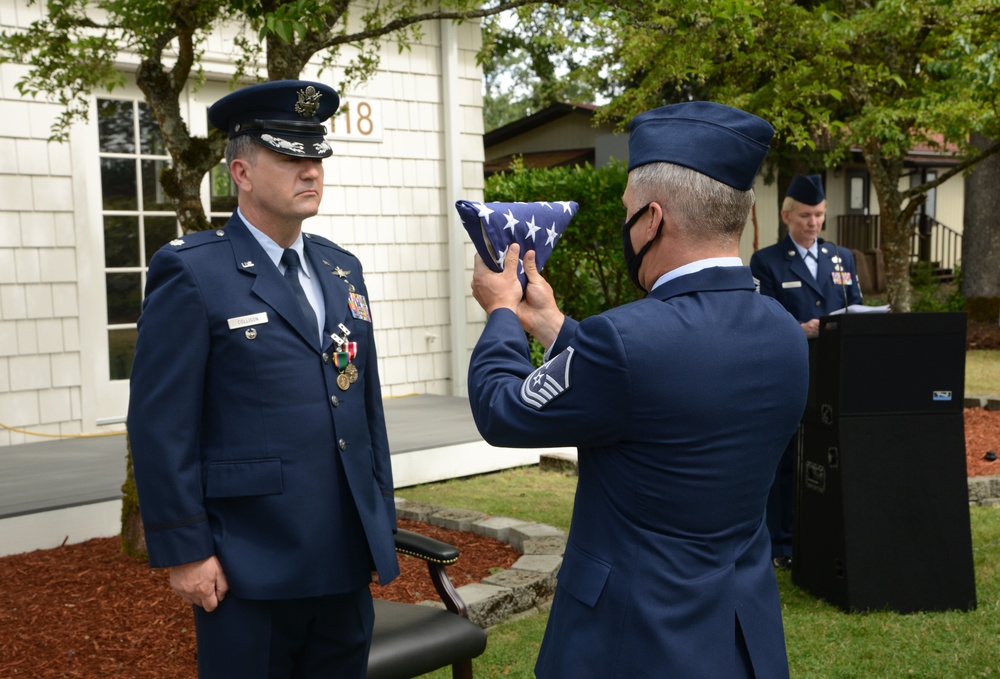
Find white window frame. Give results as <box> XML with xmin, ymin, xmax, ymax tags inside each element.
<box><xmin>71</xmin><ymin>80</ymin><xmax>232</xmax><ymax>426</ymax></box>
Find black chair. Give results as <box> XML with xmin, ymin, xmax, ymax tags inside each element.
<box><xmin>367</xmin><ymin>529</ymin><xmax>488</xmax><ymax>679</ymax></box>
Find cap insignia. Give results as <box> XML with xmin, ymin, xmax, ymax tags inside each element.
<box><xmin>295</xmin><ymin>86</ymin><xmax>322</xmax><ymax>118</ymax></box>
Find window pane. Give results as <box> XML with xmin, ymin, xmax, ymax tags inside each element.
<box><xmin>138</xmin><ymin>102</ymin><xmax>165</xmax><ymax>155</ymax></box>
<box><xmin>97</xmin><ymin>100</ymin><xmax>135</xmax><ymax>153</ymax></box>
<box><xmin>103</xmin><ymin>216</ymin><xmax>139</xmax><ymax>268</ymax></box>
<box><xmin>106</xmin><ymin>272</ymin><xmax>142</xmax><ymax>324</ymax></box>
<box><xmin>211</xmin><ymin>215</ymin><xmax>231</xmax><ymax>229</ymax></box>
<box><xmin>210</xmin><ymin>163</ymin><xmax>238</xmax><ymax>214</ymax></box>
<box><xmin>144</xmin><ymin>216</ymin><xmax>179</xmax><ymax>265</ymax></box>
<box><xmin>141</xmin><ymin>159</ymin><xmax>173</xmax><ymax>211</ymax></box>
<box><xmin>108</xmin><ymin>328</ymin><xmax>137</xmax><ymax>381</ymax></box>
<box><xmin>101</xmin><ymin>158</ymin><xmax>138</xmax><ymax>210</ymax></box>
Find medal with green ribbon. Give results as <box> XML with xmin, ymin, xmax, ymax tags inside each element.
<box><xmin>335</xmin><ymin>350</ymin><xmax>351</xmax><ymax>391</ymax></box>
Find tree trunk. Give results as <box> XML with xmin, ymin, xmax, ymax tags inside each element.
<box><xmin>862</xmin><ymin>145</ymin><xmax>914</xmax><ymax>312</ymax></box>
<box><xmin>120</xmin><ymin>433</ymin><xmax>147</xmax><ymax>560</ymax></box>
<box><xmin>962</xmin><ymin>133</ymin><xmax>1000</xmax><ymax>322</ymax></box>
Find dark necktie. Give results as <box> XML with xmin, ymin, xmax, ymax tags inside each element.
<box><xmin>281</xmin><ymin>249</ymin><xmax>319</xmax><ymax>346</ymax></box>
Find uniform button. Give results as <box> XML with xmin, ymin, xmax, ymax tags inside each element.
<box><xmin>322</xmin><ymin>352</ymin><xmax>330</xmax><ymax>364</ymax></box>
<box><xmin>815</xmin><ymin>300</ymin><xmax>822</xmax><ymax>306</ymax></box>
<box><xmin>331</xmin><ymin>395</ymin><xmax>340</xmax><ymax>407</ymax></box>
<box><xmin>338</xmin><ymin>439</ymin><xmax>347</xmax><ymax>450</ymax></box>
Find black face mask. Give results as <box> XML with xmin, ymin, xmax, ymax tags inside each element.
<box><xmin>621</xmin><ymin>203</ymin><xmax>661</xmax><ymax>291</ymax></box>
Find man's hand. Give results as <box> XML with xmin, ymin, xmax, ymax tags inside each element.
<box><xmin>471</xmin><ymin>243</ymin><xmax>523</xmax><ymax>315</ymax></box>
<box><xmin>801</xmin><ymin>318</ymin><xmax>820</xmax><ymax>337</ymax></box>
<box><xmin>169</xmin><ymin>556</ymin><xmax>229</xmax><ymax>612</ymax></box>
<box><xmin>517</xmin><ymin>249</ymin><xmax>564</xmax><ymax>349</ymax></box>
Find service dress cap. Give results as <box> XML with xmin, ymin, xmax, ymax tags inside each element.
<box><xmin>786</xmin><ymin>174</ymin><xmax>826</xmax><ymax>206</ymax></box>
<box><xmin>627</xmin><ymin>101</ymin><xmax>774</xmax><ymax>191</ymax></box>
<box><xmin>208</xmin><ymin>80</ymin><xmax>339</xmax><ymax>159</ymax></box>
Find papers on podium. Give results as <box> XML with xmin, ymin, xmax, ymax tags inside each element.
<box><xmin>829</xmin><ymin>304</ymin><xmax>891</xmax><ymax>315</ymax></box>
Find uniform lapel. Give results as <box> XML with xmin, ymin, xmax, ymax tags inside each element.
<box><xmin>226</xmin><ymin>217</ymin><xmax>320</xmax><ymax>350</ymax></box>
<box><xmin>815</xmin><ymin>240</ymin><xmax>834</xmax><ymax>293</ymax></box>
<box><xmin>302</xmin><ymin>236</ymin><xmax>351</xmax><ymax>352</ymax></box>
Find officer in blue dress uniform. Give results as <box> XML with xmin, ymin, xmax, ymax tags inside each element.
<box><xmin>127</xmin><ymin>80</ymin><xmax>399</xmax><ymax>679</ymax></box>
<box><xmin>468</xmin><ymin>102</ymin><xmax>808</xmax><ymax>679</ymax></box>
<box><xmin>750</xmin><ymin>175</ymin><xmax>862</xmax><ymax>569</ymax></box>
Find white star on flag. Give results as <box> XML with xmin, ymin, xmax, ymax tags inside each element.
<box><xmin>455</xmin><ymin>199</ymin><xmax>579</xmax><ymax>289</ymax></box>
<box><xmin>475</xmin><ymin>202</ymin><xmax>494</xmax><ymax>220</ymax></box>
<box><xmin>503</xmin><ymin>209</ymin><xmax>519</xmax><ymax>235</ymax></box>
<box><xmin>545</xmin><ymin>222</ymin><xmax>560</xmax><ymax>247</ymax></box>
<box><xmin>525</xmin><ymin>216</ymin><xmax>540</xmax><ymax>241</ymax></box>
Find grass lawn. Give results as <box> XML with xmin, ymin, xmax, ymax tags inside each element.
<box><xmin>399</xmin><ymin>465</ymin><xmax>1000</xmax><ymax>679</ymax></box>
<box><xmin>967</xmin><ymin>350</ymin><xmax>1000</xmax><ymax>395</ymax></box>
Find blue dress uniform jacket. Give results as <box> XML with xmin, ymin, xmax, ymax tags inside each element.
<box><xmin>749</xmin><ymin>235</ymin><xmax>862</xmax><ymax>323</ymax></box>
<box><xmin>128</xmin><ymin>213</ymin><xmax>399</xmax><ymax>599</ymax></box>
<box><xmin>468</xmin><ymin>266</ymin><xmax>808</xmax><ymax>679</ymax></box>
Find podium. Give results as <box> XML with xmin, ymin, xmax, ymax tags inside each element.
<box><xmin>792</xmin><ymin>312</ymin><xmax>977</xmax><ymax>613</ymax></box>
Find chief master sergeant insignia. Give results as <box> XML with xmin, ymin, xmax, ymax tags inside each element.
<box><xmin>520</xmin><ymin>347</ymin><xmax>575</xmax><ymax>410</ymax></box>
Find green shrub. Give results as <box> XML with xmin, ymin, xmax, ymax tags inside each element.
<box><xmin>910</xmin><ymin>262</ymin><xmax>964</xmax><ymax>313</ymax></box>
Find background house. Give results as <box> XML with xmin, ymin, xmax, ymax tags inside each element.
<box><xmin>0</xmin><ymin>1</ymin><xmax>492</xmax><ymax>447</ymax></box>
<box><xmin>485</xmin><ymin>102</ymin><xmax>967</xmax><ymax>294</ymax></box>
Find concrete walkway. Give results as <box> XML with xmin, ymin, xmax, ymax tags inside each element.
<box><xmin>0</xmin><ymin>394</ymin><xmax>573</xmax><ymax>557</ymax></box>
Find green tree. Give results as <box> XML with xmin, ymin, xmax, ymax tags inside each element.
<box><xmin>962</xmin><ymin>133</ymin><xmax>1000</xmax><ymax>320</ymax></box>
<box><xmin>586</xmin><ymin>0</ymin><xmax>1000</xmax><ymax>312</ymax></box>
<box><xmin>958</xmin><ymin>11</ymin><xmax>1000</xmax><ymax>320</ymax></box>
<box><xmin>480</xmin><ymin>2</ymin><xmax>613</xmax><ymax>130</ymax></box>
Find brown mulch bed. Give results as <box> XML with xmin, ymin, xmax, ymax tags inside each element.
<box><xmin>0</xmin><ymin>519</ymin><xmax>517</xmax><ymax>678</ymax></box>
<box><xmin>966</xmin><ymin>320</ymin><xmax>1000</xmax><ymax>474</ymax></box>
<box><xmin>965</xmin><ymin>408</ymin><xmax>1000</xmax><ymax>476</ymax></box>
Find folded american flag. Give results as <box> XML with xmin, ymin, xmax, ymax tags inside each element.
<box><xmin>455</xmin><ymin>200</ymin><xmax>578</xmax><ymax>288</ymax></box>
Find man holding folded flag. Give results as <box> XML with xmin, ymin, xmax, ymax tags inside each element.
<box><xmin>466</xmin><ymin>101</ymin><xmax>808</xmax><ymax>679</ymax></box>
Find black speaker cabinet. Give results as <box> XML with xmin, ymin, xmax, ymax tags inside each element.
<box><xmin>804</xmin><ymin>312</ymin><xmax>966</xmax><ymax>424</ymax></box>
<box><xmin>793</xmin><ymin>313</ymin><xmax>976</xmax><ymax>613</ymax></box>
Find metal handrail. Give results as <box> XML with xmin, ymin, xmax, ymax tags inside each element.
<box><xmin>834</xmin><ymin>214</ymin><xmax>962</xmax><ymax>272</ymax></box>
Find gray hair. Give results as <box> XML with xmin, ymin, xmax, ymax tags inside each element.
<box><xmin>225</xmin><ymin>134</ymin><xmax>260</xmax><ymax>166</ymax></box>
<box><xmin>628</xmin><ymin>162</ymin><xmax>755</xmax><ymax>245</ymax></box>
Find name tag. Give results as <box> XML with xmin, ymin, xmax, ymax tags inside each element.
<box><xmin>227</xmin><ymin>312</ymin><xmax>269</xmax><ymax>329</ymax></box>
<box><xmin>781</xmin><ymin>281</ymin><xmax>802</xmax><ymax>289</ymax></box>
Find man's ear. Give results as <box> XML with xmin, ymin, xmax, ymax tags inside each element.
<box><xmin>230</xmin><ymin>158</ymin><xmax>252</xmax><ymax>192</ymax></box>
<box><xmin>645</xmin><ymin>201</ymin><xmax>665</xmax><ymax>242</ymax></box>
